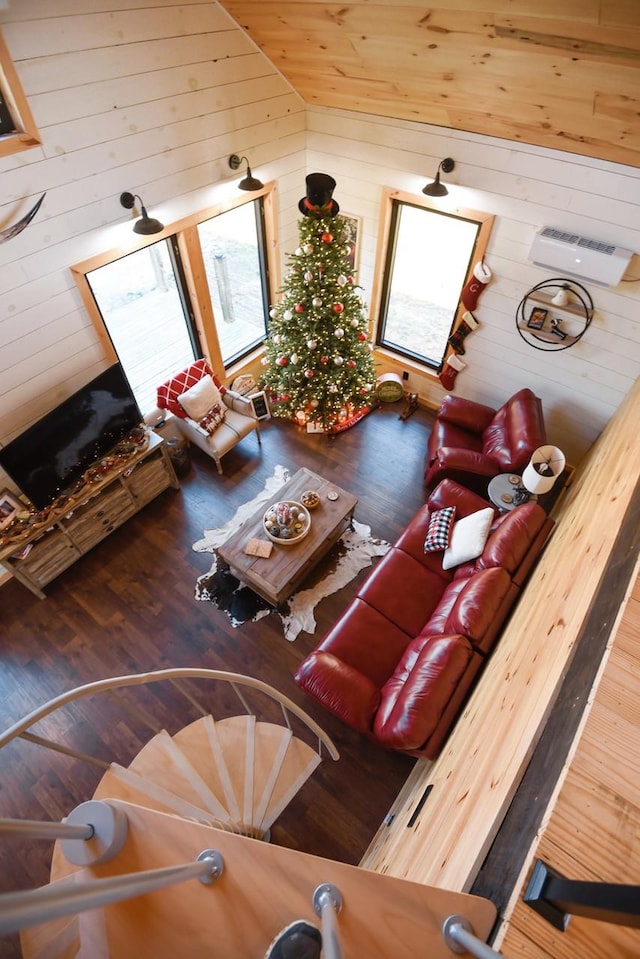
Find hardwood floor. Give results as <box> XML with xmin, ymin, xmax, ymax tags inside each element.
<box><xmin>0</xmin><ymin>402</ymin><xmax>430</xmax><ymax>958</ymax></box>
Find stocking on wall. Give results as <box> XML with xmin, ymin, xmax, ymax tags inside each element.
<box><xmin>461</xmin><ymin>260</ymin><xmax>492</xmax><ymax>311</ymax></box>
<box><xmin>438</xmin><ymin>353</ymin><xmax>467</xmax><ymax>391</ymax></box>
<box><xmin>448</xmin><ymin>311</ymin><xmax>479</xmax><ymax>354</ymax></box>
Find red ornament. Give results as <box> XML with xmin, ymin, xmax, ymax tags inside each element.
<box><xmin>357</xmin><ymin>332</ymin><xmax>367</xmax><ymax>341</ymax></box>
<box><xmin>294</xmin><ymin>303</ymin><xmax>305</xmax><ymax>313</ymax></box>
<box><xmin>282</xmin><ymin>393</ymin><xmax>291</xmax><ymax>402</ymax></box>
<box><xmin>304</xmin><ymin>369</ymin><xmax>314</xmax><ymax>378</ymax></box>
<box><xmin>348</xmin><ymin>276</ymin><xmax>354</xmax><ymax>284</ymax></box>
<box><xmin>321</xmin><ymin>232</ymin><xmax>334</xmax><ymax>244</ymax></box>
<box><xmin>277</xmin><ymin>355</ymin><xmax>289</xmax><ymax>366</ymax></box>
<box><xmin>320</xmin><ymin>355</ymin><xmax>329</xmax><ymax>364</ymax></box>
<box><xmin>347</xmin><ymin>360</ymin><xmax>357</xmax><ymax>369</ymax></box>
<box><xmin>332</xmin><ymin>302</ymin><xmax>344</xmax><ymax>314</ymax></box>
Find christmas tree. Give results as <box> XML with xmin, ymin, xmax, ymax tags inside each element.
<box><xmin>261</xmin><ymin>173</ymin><xmax>377</xmax><ymax>432</ymax></box>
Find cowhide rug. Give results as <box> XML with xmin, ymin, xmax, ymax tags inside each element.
<box><xmin>193</xmin><ymin>465</ymin><xmax>390</xmax><ymax>641</ymax></box>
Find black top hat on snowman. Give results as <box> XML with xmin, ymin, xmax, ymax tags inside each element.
<box><xmin>298</xmin><ymin>172</ymin><xmax>340</xmax><ymax>217</ymax></box>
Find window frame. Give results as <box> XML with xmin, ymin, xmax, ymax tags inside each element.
<box><xmin>371</xmin><ymin>186</ymin><xmax>494</xmax><ymax>373</ymax></box>
<box><xmin>0</xmin><ymin>30</ymin><xmax>42</xmax><ymax>157</ymax></box>
<box><xmin>70</xmin><ymin>182</ymin><xmax>279</xmax><ymax>399</ymax></box>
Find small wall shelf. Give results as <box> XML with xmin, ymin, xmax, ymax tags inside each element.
<box><xmin>516</xmin><ymin>278</ymin><xmax>593</xmax><ymax>352</ymax></box>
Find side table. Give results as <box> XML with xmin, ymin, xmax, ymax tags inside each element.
<box><xmin>487</xmin><ymin>473</ymin><xmax>537</xmax><ymax>512</ymax></box>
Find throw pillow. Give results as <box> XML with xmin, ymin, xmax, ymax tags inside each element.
<box><xmin>442</xmin><ymin>507</ymin><xmax>495</xmax><ymax>571</ymax></box>
<box><xmin>178</xmin><ymin>375</ymin><xmax>223</xmax><ymax>421</ymax></box>
<box><xmin>423</xmin><ymin>506</ymin><xmax>456</xmax><ymax>553</ymax></box>
<box><xmin>199</xmin><ymin>402</ymin><xmax>226</xmax><ymax>435</ymax></box>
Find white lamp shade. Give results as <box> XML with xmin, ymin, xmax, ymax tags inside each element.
<box><xmin>522</xmin><ymin>445</ymin><xmax>566</xmax><ymax>495</ymax></box>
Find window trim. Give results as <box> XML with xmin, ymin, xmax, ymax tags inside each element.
<box><xmin>0</xmin><ymin>31</ymin><xmax>42</xmax><ymax>157</ymax></box>
<box><xmin>371</xmin><ymin>186</ymin><xmax>494</xmax><ymax>372</ymax></box>
<box><xmin>70</xmin><ymin>181</ymin><xmax>280</xmax><ymax>381</ymax></box>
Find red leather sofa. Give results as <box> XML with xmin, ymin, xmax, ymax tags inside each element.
<box><xmin>294</xmin><ymin>479</ymin><xmax>553</xmax><ymax>759</ymax></box>
<box><xmin>424</xmin><ymin>388</ymin><xmax>546</xmax><ymax>495</ymax></box>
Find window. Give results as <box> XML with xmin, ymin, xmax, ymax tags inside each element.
<box><xmin>85</xmin><ymin>239</ymin><xmax>200</xmax><ymax>413</ymax></box>
<box><xmin>0</xmin><ymin>31</ymin><xmax>41</xmax><ymax>157</ymax></box>
<box><xmin>72</xmin><ymin>189</ymin><xmax>276</xmax><ymax>416</ymax></box>
<box><xmin>374</xmin><ymin>188</ymin><xmax>494</xmax><ymax>370</ymax></box>
<box><xmin>197</xmin><ymin>200</ymin><xmax>270</xmax><ymax>366</ymax></box>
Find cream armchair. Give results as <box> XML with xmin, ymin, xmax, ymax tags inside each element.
<box><xmin>157</xmin><ymin>359</ymin><xmax>261</xmax><ymax>474</ymax></box>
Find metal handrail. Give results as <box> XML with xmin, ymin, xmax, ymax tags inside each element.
<box><xmin>0</xmin><ymin>668</ymin><xmax>339</xmax><ymax>760</ymax></box>
<box><xmin>313</xmin><ymin>883</ymin><xmax>343</xmax><ymax>959</ymax></box>
<box><xmin>442</xmin><ymin>915</ymin><xmax>503</xmax><ymax>957</ymax></box>
<box><xmin>0</xmin><ymin>849</ymin><xmax>223</xmax><ymax>937</ymax></box>
<box><xmin>0</xmin><ymin>818</ymin><xmax>93</xmax><ymax>841</ymax></box>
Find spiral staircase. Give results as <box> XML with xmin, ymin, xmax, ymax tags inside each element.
<box><xmin>0</xmin><ymin>669</ymin><xmax>499</xmax><ymax>958</ymax></box>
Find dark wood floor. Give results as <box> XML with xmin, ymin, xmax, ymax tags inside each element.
<box><xmin>0</xmin><ymin>401</ymin><xmax>432</xmax><ymax>958</ymax></box>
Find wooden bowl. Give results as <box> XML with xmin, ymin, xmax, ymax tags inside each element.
<box><xmin>301</xmin><ymin>489</ymin><xmax>321</xmax><ymax>511</ymax></box>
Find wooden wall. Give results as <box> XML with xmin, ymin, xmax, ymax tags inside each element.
<box><xmin>304</xmin><ymin>106</ymin><xmax>640</xmax><ymax>465</ymax></box>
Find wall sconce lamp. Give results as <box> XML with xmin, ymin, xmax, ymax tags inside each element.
<box><xmin>422</xmin><ymin>158</ymin><xmax>455</xmax><ymax>197</ymax></box>
<box><xmin>228</xmin><ymin>154</ymin><xmax>264</xmax><ymax>192</ymax></box>
<box><xmin>515</xmin><ymin>445</ymin><xmax>566</xmax><ymax>504</ymax></box>
<box><xmin>119</xmin><ymin>192</ymin><xmax>164</xmax><ymax>235</ymax></box>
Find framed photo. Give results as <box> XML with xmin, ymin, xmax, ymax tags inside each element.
<box><xmin>341</xmin><ymin>213</ymin><xmax>361</xmax><ymax>274</ymax></box>
<box><xmin>249</xmin><ymin>390</ymin><xmax>271</xmax><ymax>420</ymax></box>
<box><xmin>527</xmin><ymin>307</ymin><xmax>548</xmax><ymax>330</ymax></box>
<box><xmin>0</xmin><ymin>489</ymin><xmax>22</xmax><ymax>530</ymax></box>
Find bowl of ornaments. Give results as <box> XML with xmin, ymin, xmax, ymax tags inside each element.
<box><xmin>263</xmin><ymin>500</ymin><xmax>311</xmax><ymax>545</ymax></box>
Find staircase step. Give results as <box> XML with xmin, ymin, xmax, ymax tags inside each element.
<box><xmin>255</xmin><ymin>735</ymin><xmax>321</xmax><ymax>831</ymax></box>
<box><xmin>94</xmin><ymin>764</ymin><xmax>221</xmax><ymax>827</ymax></box>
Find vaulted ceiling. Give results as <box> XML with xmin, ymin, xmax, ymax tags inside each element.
<box><xmin>218</xmin><ymin>1</ymin><xmax>640</xmax><ymax>168</ymax></box>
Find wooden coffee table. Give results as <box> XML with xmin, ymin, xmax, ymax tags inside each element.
<box><xmin>217</xmin><ymin>467</ymin><xmax>358</xmax><ymax>607</ymax></box>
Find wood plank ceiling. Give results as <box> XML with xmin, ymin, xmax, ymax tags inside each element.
<box><xmin>218</xmin><ymin>1</ymin><xmax>640</xmax><ymax>168</ymax></box>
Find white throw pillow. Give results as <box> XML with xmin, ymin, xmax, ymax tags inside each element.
<box><xmin>178</xmin><ymin>375</ymin><xmax>223</xmax><ymax>421</ymax></box>
<box><xmin>442</xmin><ymin>507</ymin><xmax>495</xmax><ymax>571</ymax></box>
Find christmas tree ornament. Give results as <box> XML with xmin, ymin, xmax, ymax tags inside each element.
<box><xmin>304</xmin><ymin>271</ymin><xmax>314</xmax><ymax>282</ymax></box>
<box><xmin>304</xmin><ymin>243</ymin><xmax>314</xmax><ymax>254</ymax></box>
<box><xmin>277</xmin><ymin>355</ymin><xmax>289</xmax><ymax>367</ymax></box>
<box><xmin>334</xmin><ymin>328</ymin><xmax>344</xmax><ymax>338</ymax></box>
<box><xmin>272</xmin><ymin>334</ymin><xmax>281</xmax><ymax>344</ymax></box>
<box><xmin>270</xmin><ymin>308</ymin><xmax>277</xmax><ymax>318</ymax></box>
<box><xmin>312</xmin><ymin>296</ymin><xmax>323</xmax><ymax>307</ymax></box>
<box><xmin>347</xmin><ymin>360</ymin><xmax>356</xmax><ymax>368</ymax></box>
<box><xmin>461</xmin><ymin>260</ymin><xmax>492</xmax><ymax>311</ymax></box>
<box><xmin>306</xmin><ymin>339</ymin><xmax>317</xmax><ymax>349</ymax></box>
<box><xmin>357</xmin><ymin>332</ymin><xmax>367</xmax><ymax>342</ymax></box>
<box><xmin>261</xmin><ymin>356</ymin><xmax>269</xmax><ymax>365</ymax></box>
<box><xmin>344</xmin><ymin>246</ymin><xmax>351</xmax><ymax>256</ymax></box>
<box><xmin>290</xmin><ymin>353</ymin><xmax>299</xmax><ymax>364</ymax></box>
<box><xmin>321</xmin><ymin>232</ymin><xmax>334</xmax><ymax>243</ymax></box>
<box><xmin>350</xmin><ymin>318</ymin><xmax>359</xmax><ymax>328</ymax></box>
<box><xmin>295</xmin><ymin>247</ymin><xmax>303</xmax><ymax>256</ymax></box>
<box><xmin>320</xmin><ymin>355</ymin><xmax>329</xmax><ymax>364</ymax></box>
<box><xmin>438</xmin><ymin>352</ymin><xmax>467</xmax><ymax>391</ymax></box>
<box><xmin>304</xmin><ymin>369</ymin><xmax>314</xmax><ymax>378</ymax></box>
<box><xmin>334</xmin><ymin>356</ymin><xmax>344</xmax><ymax>365</ymax></box>
<box><xmin>447</xmin><ymin>311</ymin><xmax>479</xmax><ymax>355</ymax></box>
<box><xmin>283</xmin><ymin>309</ymin><xmax>293</xmax><ymax>321</ymax></box>
<box><xmin>338</xmin><ymin>274</ymin><xmax>347</xmax><ymax>286</ymax></box>
<box><xmin>298</xmin><ymin>172</ymin><xmax>340</xmax><ymax>217</ymax></box>
<box><xmin>310</xmin><ymin>399</ymin><xmax>319</xmax><ymax>408</ymax></box>
<box><xmin>329</xmin><ymin>384</ymin><xmax>338</xmax><ymax>393</ymax></box>
<box><xmin>294</xmin><ymin>303</ymin><xmax>305</xmax><ymax>313</ymax></box>
<box><xmin>332</xmin><ymin>302</ymin><xmax>344</xmax><ymax>314</ymax></box>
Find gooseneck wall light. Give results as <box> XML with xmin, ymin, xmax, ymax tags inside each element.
<box><xmin>422</xmin><ymin>158</ymin><xmax>455</xmax><ymax>197</ymax></box>
<box><xmin>228</xmin><ymin>154</ymin><xmax>264</xmax><ymax>192</ymax></box>
<box><xmin>119</xmin><ymin>192</ymin><xmax>165</xmax><ymax>235</ymax></box>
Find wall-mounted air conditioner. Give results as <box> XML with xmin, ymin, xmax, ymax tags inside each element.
<box><xmin>528</xmin><ymin>227</ymin><xmax>633</xmax><ymax>287</ymax></box>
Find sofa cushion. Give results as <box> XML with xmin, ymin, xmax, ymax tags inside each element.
<box><xmin>476</xmin><ymin>502</ymin><xmax>547</xmax><ymax>576</ymax></box>
<box><xmin>156</xmin><ymin>358</ymin><xmax>227</xmax><ymax>419</ymax></box>
<box><xmin>316</xmin><ymin>597</ymin><xmax>414</xmax><ymax>688</ymax></box>
<box><xmin>178</xmin><ymin>374</ymin><xmax>223</xmax><ymax>420</ymax></box>
<box><xmin>423</xmin><ymin>506</ymin><xmax>456</xmax><ymax>552</ymax></box>
<box><xmin>357</xmin><ymin>548</ymin><xmax>450</xmax><ymax>636</ymax></box>
<box><xmin>373</xmin><ymin>634</ymin><xmax>474</xmax><ymax>751</ymax></box>
<box><xmin>199</xmin><ymin>402</ymin><xmax>226</xmax><ymax>435</ymax></box>
<box><xmin>442</xmin><ymin>507</ymin><xmax>494</xmax><ymax>571</ymax></box>
<box><xmin>442</xmin><ymin>567</ymin><xmax>512</xmax><ymax>645</ymax></box>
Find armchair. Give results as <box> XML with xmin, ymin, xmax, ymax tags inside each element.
<box><xmin>425</xmin><ymin>388</ymin><xmax>546</xmax><ymax>495</ymax></box>
<box><xmin>157</xmin><ymin>359</ymin><xmax>261</xmax><ymax>474</ymax></box>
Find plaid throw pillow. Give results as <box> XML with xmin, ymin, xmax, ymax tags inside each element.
<box><xmin>199</xmin><ymin>402</ymin><xmax>226</xmax><ymax>435</ymax></box>
<box><xmin>423</xmin><ymin>506</ymin><xmax>456</xmax><ymax>553</ymax></box>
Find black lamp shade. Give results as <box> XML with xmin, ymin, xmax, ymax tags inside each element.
<box><xmin>422</xmin><ymin>158</ymin><xmax>455</xmax><ymax>197</ymax></box>
<box><xmin>229</xmin><ymin>154</ymin><xmax>264</xmax><ymax>192</ymax></box>
<box><xmin>120</xmin><ymin>191</ymin><xmax>164</xmax><ymax>235</ymax></box>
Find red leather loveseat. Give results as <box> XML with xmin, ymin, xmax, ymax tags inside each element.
<box><xmin>294</xmin><ymin>479</ymin><xmax>553</xmax><ymax>759</ymax></box>
<box><xmin>424</xmin><ymin>388</ymin><xmax>546</xmax><ymax>495</ymax></box>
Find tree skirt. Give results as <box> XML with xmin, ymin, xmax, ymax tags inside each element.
<box><xmin>193</xmin><ymin>466</ymin><xmax>390</xmax><ymax>641</ymax></box>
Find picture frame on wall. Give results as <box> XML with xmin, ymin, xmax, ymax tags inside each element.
<box><xmin>527</xmin><ymin>307</ymin><xmax>548</xmax><ymax>330</ymax></box>
<box><xmin>0</xmin><ymin>489</ymin><xmax>22</xmax><ymax>530</ymax></box>
<box><xmin>341</xmin><ymin>213</ymin><xmax>361</xmax><ymax>274</ymax></box>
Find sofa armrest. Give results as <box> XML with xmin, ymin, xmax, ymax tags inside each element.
<box><xmin>427</xmin><ymin>478</ymin><xmax>493</xmax><ymax>517</ymax></box>
<box><xmin>294</xmin><ymin>651</ymin><xmax>381</xmax><ymax>734</ymax></box>
<box><xmin>437</xmin><ymin>394</ymin><xmax>496</xmax><ymax>433</ymax></box>
<box><xmin>223</xmin><ymin>389</ymin><xmax>256</xmax><ymax>418</ymax></box>
<box><xmin>427</xmin><ymin>447</ymin><xmax>503</xmax><ymax>480</ymax></box>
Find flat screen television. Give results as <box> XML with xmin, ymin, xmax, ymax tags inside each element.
<box><xmin>0</xmin><ymin>363</ymin><xmax>142</xmax><ymax>510</ymax></box>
